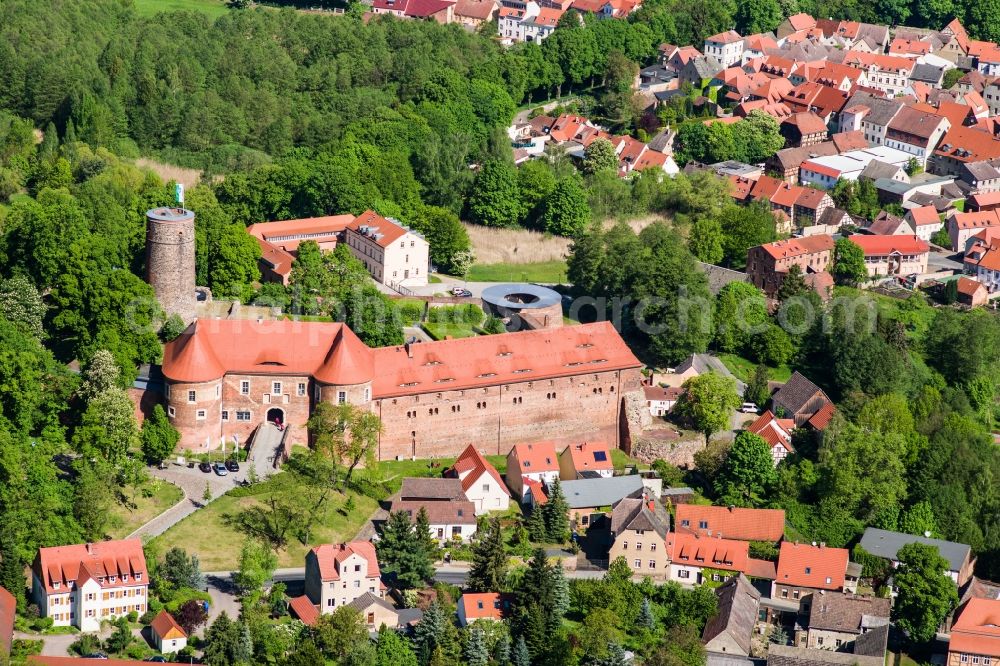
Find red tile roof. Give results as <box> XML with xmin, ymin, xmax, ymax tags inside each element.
<box><xmin>951</xmin><ymin>598</ymin><xmax>1000</xmax><ymax>657</ymax></box>
<box><xmin>310</xmin><ymin>541</ymin><xmax>381</xmax><ymax>582</ymax></box>
<box><xmin>786</xmin><ymin>12</ymin><xmax>815</xmax><ymax>30</ymax></box>
<box><xmin>458</xmin><ymin>593</ymin><xmax>512</xmax><ymax>622</ymax></box>
<box><xmin>288</xmin><ymin>595</ymin><xmax>320</xmax><ymax>627</ymax></box>
<box><xmin>34</xmin><ymin>539</ymin><xmax>147</xmax><ymax>596</ymax></box>
<box><xmin>347</xmin><ymin>210</ymin><xmax>411</xmax><ymax>249</ymax></box>
<box><xmin>525</xmin><ymin>478</ymin><xmax>548</xmax><ymax>505</ymax></box>
<box><xmin>807</xmin><ymin>402</ymin><xmax>836</xmax><ymax>430</ymax></box>
<box><xmin>564</xmin><ymin>442</ymin><xmax>613</xmax><ymax>474</ymax></box>
<box><xmin>373</xmin><ymin>321</ymin><xmax>640</xmax><ymax>398</ymax></box>
<box><xmin>675</xmin><ymin>505</ymin><xmax>785</xmax><ymax>542</ymax></box>
<box><xmin>707</xmin><ymin>30</ymin><xmax>743</xmax><ymax>45</ymax></box>
<box><xmin>755</xmin><ymin>235</ymin><xmax>835</xmax><ymax>261</ymax></box>
<box><xmin>511</xmin><ymin>441</ymin><xmax>559</xmax><ymax>474</ymax></box>
<box><xmin>956</xmin><ymin>277</ymin><xmax>987</xmax><ymax>298</ymax></box>
<box><xmin>247</xmin><ymin>215</ymin><xmax>354</xmax><ymax>251</ymax></box>
<box><xmin>747</xmin><ymin>410</ymin><xmax>794</xmax><ymax>447</ymax></box>
<box><xmin>255</xmin><ymin>237</ymin><xmax>295</xmax><ymax>279</ymax></box>
<box><xmin>970</xmin><ymin>192</ymin><xmax>1000</xmax><ymax>208</ymax></box>
<box><xmin>0</xmin><ymin>586</ymin><xmax>13</xmax><ymax>656</ymax></box>
<box><xmin>907</xmin><ymin>205</ymin><xmax>941</xmax><ymax>226</ymax></box>
<box><xmin>776</xmin><ymin>542</ymin><xmax>849</xmax><ymax>590</ymax></box>
<box><xmin>449</xmin><ymin>445</ymin><xmax>508</xmax><ymax>496</ymax></box>
<box><xmin>847</xmin><ymin>234</ymin><xmax>929</xmax><ymax>256</ymax></box>
<box><xmin>831</xmin><ymin>130</ymin><xmax>869</xmax><ymax>152</ymax></box>
<box><xmin>952</xmin><ymin>210</ymin><xmax>1000</xmax><ymax>230</ymax></box>
<box><xmin>783</xmin><ymin>112</ymin><xmax>828</xmax><ymax>135</ymax></box>
<box><xmin>936</xmin><ymin>126</ymin><xmax>1000</xmax><ymax>163</ymax></box>
<box><xmin>667</xmin><ymin>532</ymin><xmax>751</xmax><ymax>573</ymax></box>
<box><xmin>150</xmin><ymin>610</ymin><xmax>186</xmax><ymax>640</ymax></box>
<box><xmin>163</xmin><ymin>320</ymin><xmax>642</xmax><ymax>398</ymax></box>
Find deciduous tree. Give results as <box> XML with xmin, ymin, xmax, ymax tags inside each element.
<box><xmin>676</xmin><ymin>372</ymin><xmax>741</xmax><ymax>443</ymax></box>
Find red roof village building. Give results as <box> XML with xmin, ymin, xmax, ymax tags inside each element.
<box><xmin>457</xmin><ymin>593</ymin><xmax>513</xmax><ymax>626</ymax></box>
<box><xmin>506</xmin><ymin>441</ymin><xmax>561</xmax><ymax>502</ymax></box>
<box><xmin>675</xmin><ymin>505</ymin><xmax>785</xmax><ymax>543</ymax></box>
<box><xmin>370</xmin><ymin>0</ymin><xmax>456</xmax><ymax>22</ymax></box>
<box><xmin>445</xmin><ymin>444</ymin><xmax>511</xmax><ymax>515</ymax></box>
<box><xmin>150</xmin><ymin>610</ymin><xmax>187</xmax><ymax>655</ymax></box>
<box><xmin>160</xmin><ymin>319</ymin><xmax>642</xmax><ymax>461</ymax></box>
<box><xmin>559</xmin><ymin>441</ymin><xmax>614</xmax><ymax>479</ymax></box>
<box><xmin>955</xmin><ymin>276</ymin><xmax>990</xmax><ymax>307</ymax></box>
<box><xmin>780</xmin><ymin>112</ymin><xmax>829</xmax><ymax>147</ymax></box>
<box><xmin>746</xmin><ymin>410</ymin><xmax>796</xmax><ymax>466</ymax></box>
<box><xmin>746</xmin><ymin>235</ymin><xmax>835</xmax><ymax>299</ymax></box>
<box><xmin>667</xmin><ymin>533</ymin><xmax>763</xmax><ymax>585</ymax></box>
<box><xmin>32</xmin><ymin>539</ymin><xmax>148</xmax><ymax>632</ymax></box>
<box><xmin>772</xmin><ymin>371</ymin><xmax>834</xmax><ymax>428</ymax></box>
<box><xmin>304</xmin><ymin>542</ymin><xmax>384</xmax><ymax>616</ymax></box>
<box><xmin>247</xmin><ymin>215</ymin><xmax>354</xmax><ymax>254</ymax></box>
<box><xmin>846</xmin><ymin>234</ymin><xmax>930</xmax><ymax>277</ymax></box>
<box><xmin>774</xmin><ymin>542</ymin><xmax>854</xmax><ymax>604</ymax></box>
<box><xmin>948</xmin><ymin>599</ymin><xmax>1000</xmax><ymax>666</ymax></box>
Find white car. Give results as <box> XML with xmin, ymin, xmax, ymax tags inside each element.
<box><xmin>739</xmin><ymin>402</ymin><xmax>759</xmax><ymax>413</ymax></box>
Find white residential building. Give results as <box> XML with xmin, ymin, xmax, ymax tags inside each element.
<box><xmin>344</xmin><ymin>210</ymin><xmax>429</xmax><ymax>289</ymax></box>
<box><xmin>304</xmin><ymin>542</ymin><xmax>384</xmax><ymax>613</ymax></box>
<box><xmin>704</xmin><ymin>30</ymin><xmax>745</xmax><ymax>68</ymax></box>
<box><xmin>506</xmin><ymin>441</ymin><xmax>560</xmax><ymax>502</ymax></box>
<box><xmin>446</xmin><ymin>445</ymin><xmax>512</xmax><ymax>515</ymax></box>
<box><xmin>800</xmin><ymin>146</ymin><xmax>913</xmax><ymax>188</ymax></box>
<box><xmin>32</xmin><ymin>540</ymin><xmax>148</xmax><ymax>632</ymax></box>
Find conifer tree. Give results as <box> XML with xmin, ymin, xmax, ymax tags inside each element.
<box><xmin>551</xmin><ymin>560</ymin><xmax>569</xmax><ymax>618</ymax></box>
<box><xmin>415</xmin><ymin>506</ymin><xmax>440</xmax><ymax>560</ymax></box>
<box><xmin>543</xmin><ymin>478</ymin><xmax>569</xmax><ymax>543</ymax></box>
<box><xmin>467</xmin><ymin>518</ymin><xmax>507</xmax><ymax>592</ymax></box>
<box><xmin>526</xmin><ymin>505</ymin><xmax>547</xmax><ymax>543</ymax></box>
<box><xmin>377</xmin><ymin>510</ymin><xmax>433</xmax><ymax>589</ymax></box>
<box><xmin>464</xmin><ymin>625</ymin><xmax>490</xmax><ymax>666</ymax></box>
<box><xmin>638</xmin><ymin>598</ymin><xmax>656</xmax><ymax>630</ymax></box>
<box><xmin>494</xmin><ymin>632</ymin><xmax>512</xmax><ymax>666</ymax></box>
<box><xmin>511</xmin><ymin>636</ymin><xmax>531</xmax><ymax>666</ymax></box>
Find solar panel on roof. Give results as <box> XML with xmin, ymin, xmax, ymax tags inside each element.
<box><xmin>593</xmin><ymin>451</ymin><xmax>608</xmax><ymax>462</ymax></box>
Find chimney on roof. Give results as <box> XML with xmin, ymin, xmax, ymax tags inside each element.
<box><xmin>728</xmin><ymin>504</ymin><xmax>735</xmax><ymax>512</ymax></box>
<box><xmin>86</xmin><ymin>543</ymin><xmax>93</xmax><ymax>555</ymax></box>
<box><xmin>405</xmin><ymin>342</ymin><xmax>413</xmax><ymax>359</ymax></box>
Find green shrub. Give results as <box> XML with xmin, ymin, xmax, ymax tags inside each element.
<box><xmin>427</xmin><ymin>303</ymin><xmax>483</xmax><ymax>324</ymax></box>
<box><xmin>396</xmin><ymin>300</ymin><xmax>425</xmax><ymax>325</ymax></box>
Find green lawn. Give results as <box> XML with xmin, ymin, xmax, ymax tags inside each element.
<box><xmin>422</xmin><ymin>321</ymin><xmax>479</xmax><ymax>340</ymax></box>
<box><xmin>717</xmin><ymin>353</ymin><xmax>793</xmax><ymax>383</ymax></box>
<box><xmin>465</xmin><ymin>260</ymin><xmax>568</xmax><ymax>284</ymax></box>
<box><xmin>133</xmin><ymin>0</ymin><xmax>231</xmax><ymax>17</ymax></box>
<box><xmin>150</xmin><ymin>472</ymin><xmax>379</xmax><ymax>570</ymax></box>
<box><xmin>108</xmin><ymin>478</ymin><xmax>183</xmax><ymax>540</ymax></box>
<box><xmin>369</xmin><ymin>455</ymin><xmax>507</xmax><ymax>497</ymax></box>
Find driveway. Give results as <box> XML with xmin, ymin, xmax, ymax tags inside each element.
<box><xmin>926</xmin><ymin>247</ymin><xmax>963</xmax><ymax>273</ymax></box>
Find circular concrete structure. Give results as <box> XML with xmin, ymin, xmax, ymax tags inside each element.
<box><xmin>481</xmin><ymin>283</ymin><xmax>563</xmax><ymax>331</ymax></box>
<box><xmin>146</xmin><ymin>207</ymin><xmax>196</xmax><ymax>325</ymax></box>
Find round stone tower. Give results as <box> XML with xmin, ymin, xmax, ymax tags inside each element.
<box><xmin>145</xmin><ymin>207</ymin><xmax>197</xmax><ymax>325</ymax></box>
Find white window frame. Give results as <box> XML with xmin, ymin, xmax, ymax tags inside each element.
<box><xmin>187</xmin><ymin>390</ymin><xmax>196</xmax><ymax>403</ymax></box>
<box><xmin>196</xmin><ymin>410</ymin><xmax>206</xmax><ymax>420</ymax></box>
<box><xmin>240</xmin><ymin>380</ymin><xmax>250</xmax><ymax>395</ymax></box>
<box><xmin>167</xmin><ymin>406</ymin><xmax>175</xmax><ymax>418</ymax></box>
<box><xmin>272</xmin><ymin>381</ymin><xmax>282</xmax><ymax>395</ymax></box>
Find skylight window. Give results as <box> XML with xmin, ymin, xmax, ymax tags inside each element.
<box><xmin>593</xmin><ymin>451</ymin><xmax>608</xmax><ymax>462</ymax></box>
<box><xmin>435</xmin><ymin>378</ymin><xmax>455</xmax><ymax>383</ymax></box>
<box><xmin>399</xmin><ymin>382</ymin><xmax>420</xmax><ymax>387</ymax></box>
<box><xmin>513</xmin><ymin>369</ymin><xmax>532</xmax><ymax>374</ymax></box>
<box><xmin>477</xmin><ymin>372</ymin><xmax>497</xmax><ymax>378</ymax></box>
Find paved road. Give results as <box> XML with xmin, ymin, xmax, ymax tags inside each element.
<box><xmin>128</xmin><ymin>426</ymin><xmax>281</xmax><ymax>541</ymax></box>
<box><xmin>926</xmin><ymin>247</ymin><xmax>963</xmax><ymax>273</ymax></box>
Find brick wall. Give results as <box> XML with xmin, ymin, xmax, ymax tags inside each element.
<box><xmin>167</xmin><ymin>367</ymin><xmax>643</xmax><ymax>459</ymax></box>
<box><xmin>145</xmin><ymin>210</ymin><xmax>196</xmax><ymax>324</ymax></box>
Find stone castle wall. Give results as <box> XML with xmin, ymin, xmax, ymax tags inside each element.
<box><xmin>165</xmin><ymin>367</ymin><xmax>644</xmax><ymax>459</ymax></box>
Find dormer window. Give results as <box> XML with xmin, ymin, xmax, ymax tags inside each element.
<box><xmin>53</xmin><ymin>582</ymin><xmax>61</xmax><ymax>590</ymax></box>
<box><xmin>109</xmin><ymin>576</ymin><xmax>116</xmax><ymax>583</ymax></box>
<box><xmin>805</xmin><ymin>567</ymin><xmax>811</xmax><ymax>574</ymax></box>
<box><xmin>135</xmin><ymin>574</ymin><xmax>142</xmax><ymax>582</ymax></box>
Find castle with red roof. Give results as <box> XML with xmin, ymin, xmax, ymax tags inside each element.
<box><xmin>160</xmin><ymin>318</ymin><xmax>643</xmax><ymax>459</ymax></box>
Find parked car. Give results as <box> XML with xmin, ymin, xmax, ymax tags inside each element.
<box><xmin>85</xmin><ymin>654</ymin><xmax>108</xmax><ymax>660</ymax></box>
<box><xmin>225</xmin><ymin>459</ymin><xmax>240</xmax><ymax>473</ymax></box>
<box><xmin>451</xmin><ymin>287</ymin><xmax>472</xmax><ymax>297</ymax></box>
<box><xmin>198</xmin><ymin>461</ymin><xmax>212</xmax><ymax>473</ymax></box>
<box><xmin>145</xmin><ymin>658</ymin><xmax>167</xmax><ymax>663</ymax></box>
<box><xmin>739</xmin><ymin>402</ymin><xmax>759</xmax><ymax>413</ymax></box>
<box><xmin>213</xmin><ymin>462</ymin><xmax>229</xmax><ymax>476</ymax></box>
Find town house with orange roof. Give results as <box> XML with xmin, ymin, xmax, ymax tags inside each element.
<box><xmin>947</xmin><ymin>210</ymin><xmax>1000</xmax><ymax>250</ymax></box>
<box><xmin>905</xmin><ymin>205</ymin><xmax>943</xmax><ymax>241</ymax></box>
<box><xmin>559</xmin><ymin>442</ymin><xmax>613</xmax><ymax>479</ymax></box>
<box><xmin>32</xmin><ymin>539</ymin><xmax>148</xmax><ymax>632</ymax></box>
<box><xmin>847</xmin><ymin>234</ymin><xmax>930</xmax><ymax>277</ymax></box>
<box><xmin>344</xmin><ymin>210</ymin><xmax>429</xmax><ymax>289</ymax></box>
<box><xmin>933</xmin><ymin>126</ymin><xmax>1000</xmax><ymax>178</ymax></box>
<box><xmin>746</xmin><ymin>235</ymin><xmax>835</xmax><ymax>298</ymax></box>
<box><xmin>773</xmin><ymin>542</ymin><xmax>854</xmax><ymax>607</ymax></box>
<box><xmin>304</xmin><ymin>541</ymin><xmax>384</xmax><ymax>614</ymax></box>
<box><xmin>506</xmin><ymin>441</ymin><xmax>560</xmax><ymax>502</ymax></box>
<box><xmin>841</xmin><ymin>53</ymin><xmax>913</xmax><ymax>97</ymax></box>
<box><xmin>964</xmin><ymin>231</ymin><xmax>1000</xmax><ymax>295</ymax></box>
<box><xmin>675</xmin><ymin>505</ymin><xmax>786</xmax><ymax>543</ymax></box>
<box><xmin>746</xmin><ymin>410</ymin><xmax>796</xmax><ymax>466</ymax></box>
<box><xmin>704</xmin><ymin>30</ymin><xmax>744</xmax><ymax>68</ymax></box>
<box><xmin>948</xmin><ymin>598</ymin><xmax>1000</xmax><ymax>666</ymax></box>
<box><xmin>160</xmin><ymin>318</ymin><xmax>643</xmax><ymax>460</ymax></box>
<box><xmin>445</xmin><ymin>444</ymin><xmax>511</xmax><ymax>515</ymax></box>
<box><xmin>668</xmin><ymin>533</ymin><xmax>777</xmax><ymax>585</ymax></box>
<box><xmin>247</xmin><ymin>215</ymin><xmax>355</xmax><ymax>254</ymax></box>
<box><xmin>457</xmin><ymin>593</ymin><xmax>513</xmax><ymax>627</ymax></box>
